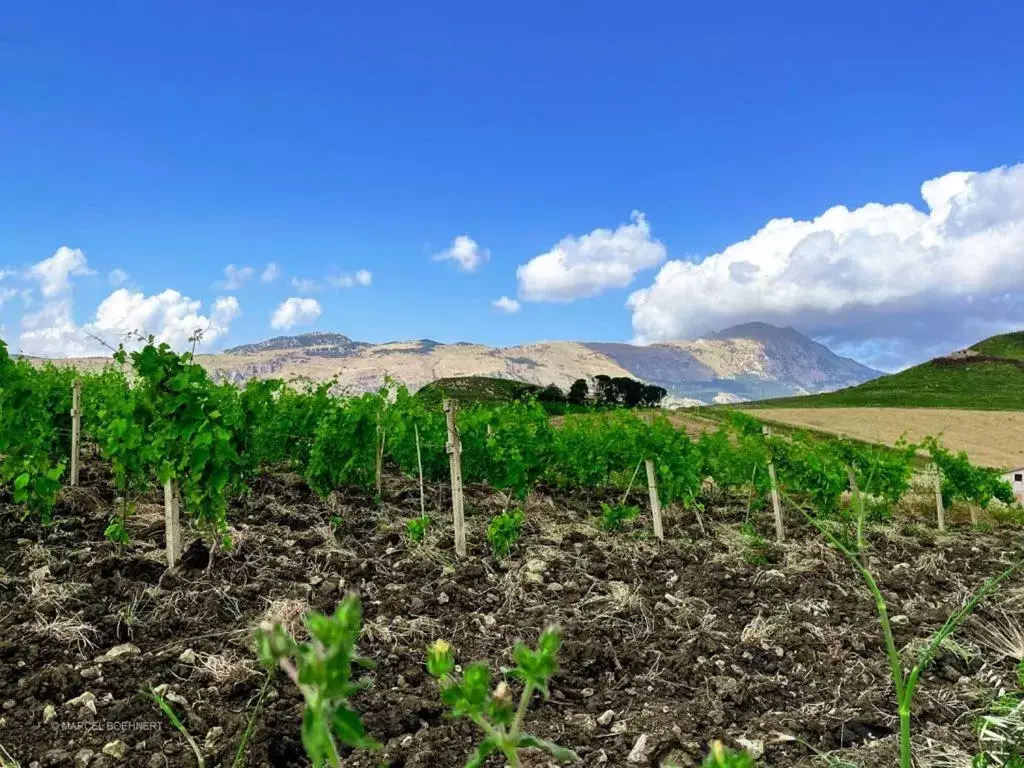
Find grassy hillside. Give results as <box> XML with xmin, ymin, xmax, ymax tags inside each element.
<box><xmin>971</xmin><ymin>330</ymin><xmax>1024</xmax><ymax>360</ymax></box>
<box><xmin>748</xmin><ymin>357</ymin><xmax>1024</xmax><ymax>410</ymax></box>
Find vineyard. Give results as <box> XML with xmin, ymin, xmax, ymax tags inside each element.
<box><xmin>1</xmin><ymin>339</ymin><xmax>1023</xmax><ymax>768</ymax></box>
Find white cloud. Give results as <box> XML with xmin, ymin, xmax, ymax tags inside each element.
<box><xmin>19</xmin><ymin>289</ymin><xmax>240</xmax><ymax>357</ymax></box>
<box><xmin>291</xmin><ymin>277</ymin><xmax>322</xmax><ymax>293</ymax></box>
<box><xmin>260</xmin><ymin>263</ymin><xmax>280</xmax><ymax>283</ymax></box>
<box><xmin>627</xmin><ymin>163</ymin><xmax>1024</xmax><ymax>368</ymax></box>
<box><xmin>27</xmin><ymin>246</ymin><xmax>96</xmax><ymax>298</ymax></box>
<box><xmin>432</xmin><ymin>235</ymin><xmax>489</xmax><ymax>272</ymax></box>
<box><xmin>492</xmin><ymin>296</ymin><xmax>521</xmax><ymax>314</ymax></box>
<box><xmin>271</xmin><ymin>297</ymin><xmax>322</xmax><ymax>330</ymax></box>
<box><xmin>216</xmin><ymin>264</ymin><xmax>255</xmax><ymax>290</ymax></box>
<box><xmin>108</xmin><ymin>268</ymin><xmax>129</xmax><ymax>286</ymax></box>
<box><xmin>327</xmin><ymin>269</ymin><xmax>373</xmax><ymax>289</ymax></box>
<box><xmin>517</xmin><ymin>211</ymin><xmax>666</xmax><ymax>302</ymax></box>
<box><xmin>0</xmin><ymin>269</ymin><xmax>15</xmax><ymax>282</ymax></box>
<box><xmin>212</xmin><ymin>295</ymin><xmax>242</xmax><ymax>325</ymax></box>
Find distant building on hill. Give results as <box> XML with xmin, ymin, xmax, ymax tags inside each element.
<box><xmin>1003</xmin><ymin>467</ymin><xmax>1024</xmax><ymax>503</ymax></box>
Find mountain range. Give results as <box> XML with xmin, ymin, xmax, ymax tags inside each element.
<box><xmin>194</xmin><ymin>322</ymin><xmax>880</xmax><ymax>405</ymax></box>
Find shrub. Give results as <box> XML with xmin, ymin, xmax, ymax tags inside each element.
<box><xmin>487</xmin><ymin>508</ymin><xmax>525</xmax><ymax>559</ymax></box>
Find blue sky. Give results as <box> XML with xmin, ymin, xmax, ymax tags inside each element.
<box><xmin>2</xmin><ymin>1</ymin><xmax>1023</xmax><ymax>369</ymax></box>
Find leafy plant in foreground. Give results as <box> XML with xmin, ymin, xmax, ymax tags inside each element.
<box><xmin>798</xmin><ymin>479</ymin><xmax>1024</xmax><ymax>768</ymax></box>
<box><xmin>426</xmin><ymin>628</ymin><xmax>580</xmax><ymax>767</ymax></box>
<box><xmin>600</xmin><ymin>502</ymin><xmax>639</xmax><ymax>532</ymax></box>
<box><xmin>407</xmin><ymin>514</ymin><xmax>431</xmax><ymax>543</ymax></box>
<box><xmin>487</xmin><ymin>508</ymin><xmax>525</xmax><ymax>559</ymax></box>
<box><xmin>701</xmin><ymin>741</ymin><xmax>757</xmax><ymax>767</ymax></box>
<box><xmin>255</xmin><ymin>594</ymin><xmax>379</xmax><ymax>766</ymax></box>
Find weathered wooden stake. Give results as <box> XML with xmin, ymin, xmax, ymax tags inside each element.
<box><xmin>933</xmin><ymin>465</ymin><xmax>946</xmax><ymax>532</ymax></box>
<box><xmin>763</xmin><ymin>426</ymin><xmax>785</xmax><ymax>543</ymax></box>
<box><xmin>644</xmin><ymin>458</ymin><xmax>664</xmax><ymax>541</ymax></box>
<box><xmin>375</xmin><ymin>426</ymin><xmax>386</xmax><ymax>498</ymax></box>
<box><xmin>163</xmin><ymin>478</ymin><xmax>182</xmax><ymax>568</ymax></box>
<box><xmin>414</xmin><ymin>423</ymin><xmax>426</xmax><ymax>517</ymax></box>
<box><xmin>70</xmin><ymin>379</ymin><xmax>82</xmax><ymax>486</ymax></box>
<box><xmin>443</xmin><ymin>399</ymin><xmax>466</xmax><ymax>557</ymax></box>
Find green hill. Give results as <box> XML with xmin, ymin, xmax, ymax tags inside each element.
<box><xmin>748</xmin><ymin>331</ymin><xmax>1024</xmax><ymax>411</ymax></box>
<box><xmin>970</xmin><ymin>330</ymin><xmax>1024</xmax><ymax>360</ymax></box>
<box><xmin>415</xmin><ymin>376</ymin><xmax>550</xmax><ymax>407</ymax></box>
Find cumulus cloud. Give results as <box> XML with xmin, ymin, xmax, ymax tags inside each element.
<box><xmin>328</xmin><ymin>269</ymin><xmax>373</xmax><ymax>289</ymax></box>
<box><xmin>216</xmin><ymin>264</ymin><xmax>255</xmax><ymax>290</ymax></box>
<box><xmin>492</xmin><ymin>296</ymin><xmax>521</xmax><ymax>314</ymax></box>
<box><xmin>628</xmin><ymin>163</ymin><xmax>1024</xmax><ymax>369</ymax></box>
<box><xmin>108</xmin><ymin>268</ymin><xmax>129</xmax><ymax>286</ymax></box>
<box><xmin>14</xmin><ymin>247</ymin><xmax>241</xmax><ymax>357</ymax></box>
<box><xmin>271</xmin><ymin>297</ymin><xmax>322</xmax><ymax>330</ymax></box>
<box><xmin>433</xmin><ymin>235</ymin><xmax>489</xmax><ymax>272</ymax></box>
<box><xmin>27</xmin><ymin>246</ymin><xmax>96</xmax><ymax>298</ymax></box>
<box><xmin>19</xmin><ymin>289</ymin><xmax>240</xmax><ymax>357</ymax></box>
<box><xmin>260</xmin><ymin>262</ymin><xmax>280</xmax><ymax>283</ymax></box>
<box><xmin>517</xmin><ymin>211</ymin><xmax>666</xmax><ymax>302</ymax></box>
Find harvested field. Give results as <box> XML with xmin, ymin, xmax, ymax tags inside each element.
<box><xmin>746</xmin><ymin>407</ymin><xmax>1024</xmax><ymax>469</ymax></box>
<box><xmin>1</xmin><ymin>467</ymin><xmax>1023</xmax><ymax>767</ymax></box>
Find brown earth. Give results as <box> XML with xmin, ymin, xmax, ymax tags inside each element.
<box><xmin>1</xmin><ymin>464</ymin><xmax>1023</xmax><ymax>767</ymax></box>
<box><xmin>745</xmin><ymin>407</ymin><xmax>1024</xmax><ymax>470</ymax></box>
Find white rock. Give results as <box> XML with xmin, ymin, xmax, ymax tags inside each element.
<box><xmin>628</xmin><ymin>734</ymin><xmax>649</xmax><ymax>763</ymax></box>
<box><xmin>102</xmin><ymin>740</ymin><xmax>128</xmax><ymax>760</ymax></box>
<box><xmin>74</xmin><ymin>748</ymin><xmax>94</xmax><ymax>768</ymax></box>
<box><xmin>597</xmin><ymin>709</ymin><xmax>616</xmax><ymax>726</ymax></box>
<box><xmin>43</xmin><ymin>704</ymin><xmax>56</xmax><ymax>723</ymax></box>
<box><xmin>178</xmin><ymin>649</ymin><xmax>197</xmax><ymax>664</ymax></box>
<box><xmin>66</xmin><ymin>691</ymin><xmax>98</xmax><ymax>714</ymax></box>
<box><xmin>736</xmin><ymin>737</ymin><xmax>764</xmax><ymax>759</ymax></box>
<box><xmin>96</xmin><ymin>644</ymin><xmax>140</xmax><ymax>663</ymax></box>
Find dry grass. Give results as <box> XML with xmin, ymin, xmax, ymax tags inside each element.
<box><xmin>191</xmin><ymin>651</ymin><xmax>258</xmax><ymax>684</ymax></box>
<box><xmin>29</xmin><ymin>613</ymin><xmax>98</xmax><ymax>651</ymax></box>
<box><xmin>258</xmin><ymin>597</ymin><xmax>310</xmax><ymax>639</ymax></box>
<box><xmin>746</xmin><ymin>407</ymin><xmax>1024</xmax><ymax>469</ymax></box>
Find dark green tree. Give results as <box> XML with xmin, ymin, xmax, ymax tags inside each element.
<box><xmin>567</xmin><ymin>379</ymin><xmax>589</xmax><ymax>405</ymax></box>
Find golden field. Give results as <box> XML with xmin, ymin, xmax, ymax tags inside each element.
<box><xmin>746</xmin><ymin>407</ymin><xmax>1024</xmax><ymax>470</ymax></box>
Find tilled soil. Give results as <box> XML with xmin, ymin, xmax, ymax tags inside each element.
<box><xmin>1</xmin><ymin>468</ymin><xmax>1022</xmax><ymax>767</ymax></box>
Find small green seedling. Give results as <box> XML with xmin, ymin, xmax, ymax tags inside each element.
<box><xmin>426</xmin><ymin>627</ymin><xmax>580</xmax><ymax>768</ymax></box>
<box><xmin>148</xmin><ymin>687</ymin><xmax>205</xmax><ymax>768</ymax></box>
<box><xmin>486</xmin><ymin>508</ymin><xmax>524</xmax><ymax>559</ymax></box>
<box><xmin>407</xmin><ymin>514</ymin><xmax>431</xmax><ymax>543</ymax></box>
<box><xmin>329</xmin><ymin>514</ymin><xmax>343</xmax><ymax>534</ymax></box>
<box><xmin>600</xmin><ymin>502</ymin><xmax>639</xmax><ymax>532</ymax></box>
<box><xmin>701</xmin><ymin>741</ymin><xmax>756</xmax><ymax>767</ymax></box>
<box><xmin>739</xmin><ymin>522</ymin><xmax>770</xmax><ymax>566</ymax></box>
<box><xmin>255</xmin><ymin>594</ymin><xmax>379</xmax><ymax>767</ymax></box>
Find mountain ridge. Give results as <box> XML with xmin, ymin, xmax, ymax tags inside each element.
<box><xmin>204</xmin><ymin>324</ymin><xmax>880</xmax><ymax>404</ymax></box>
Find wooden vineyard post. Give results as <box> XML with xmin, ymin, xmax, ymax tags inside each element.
<box><xmin>443</xmin><ymin>399</ymin><xmax>466</xmax><ymax>557</ymax></box>
<box><xmin>763</xmin><ymin>426</ymin><xmax>785</xmax><ymax>543</ymax></box>
<box><xmin>415</xmin><ymin>424</ymin><xmax>426</xmax><ymax>517</ymax></box>
<box><xmin>70</xmin><ymin>379</ymin><xmax>82</xmax><ymax>486</ymax></box>
<box><xmin>163</xmin><ymin>478</ymin><xmax>182</xmax><ymax>568</ymax></box>
<box><xmin>644</xmin><ymin>458</ymin><xmax>664</xmax><ymax>541</ymax></box>
<box><xmin>933</xmin><ymin>465</ymin><xmax>946</xmax><ymax>532</ymax></box>
<box><xmin>375</xmin><ymin>425</ymin><xmax>386</xmax><ymax>499</ymax></box>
